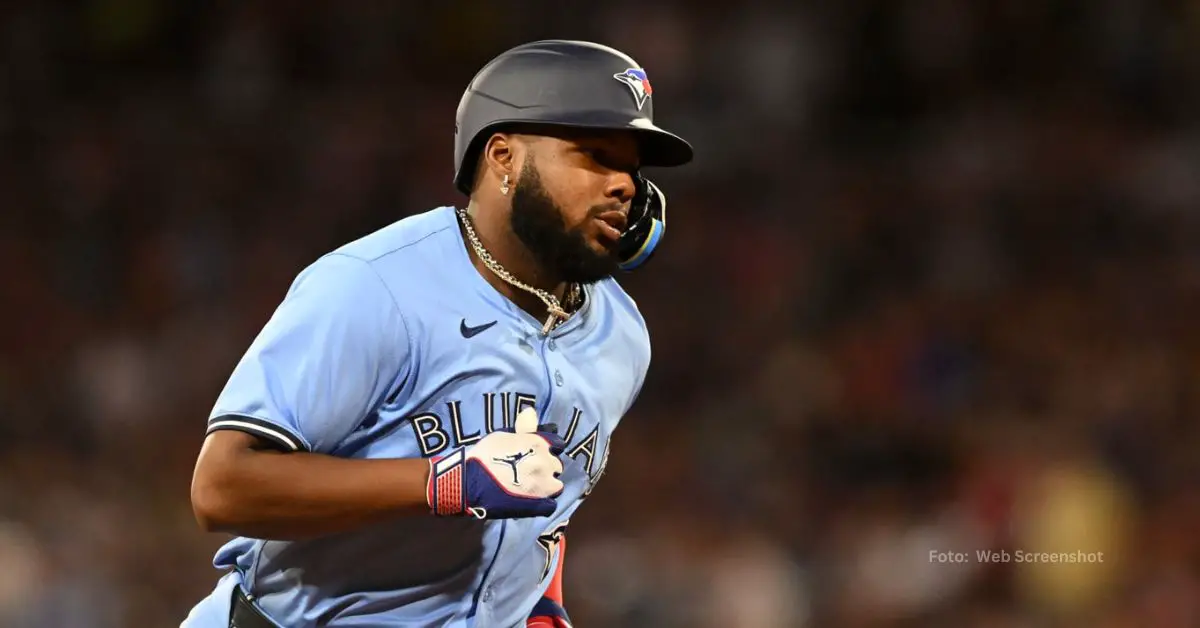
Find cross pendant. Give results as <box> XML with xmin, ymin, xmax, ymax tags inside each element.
<box><xmin>541</xmin><ymin>305</ymin><xmax>569</xmax><ymax>335</ymax></box>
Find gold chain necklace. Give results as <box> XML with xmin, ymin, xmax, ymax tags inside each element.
<box><xmin>456</xmin><ymin>207</ymin><xmax>580</xmax><ymax>335</ymax></box>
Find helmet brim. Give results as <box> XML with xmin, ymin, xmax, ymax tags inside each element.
<box><xmin>531</xmin><ymin>109</ymin><xmax>693</xmax><ymax>168</ymax></box>
<box><xmin>632</xmin><ymin>122</ymin><xmax>694</xmax><ymax>168</ymax></box>
<box><xmin>453</xmin><ymin>111</ymin><xmax>693</xmax><ymax>194</ymax></box>
<box><xmin>478</xmin><ymin>110</ymin><xmax>694</xmax><ymax>168</ymax></box>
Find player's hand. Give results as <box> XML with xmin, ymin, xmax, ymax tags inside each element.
<box><xmin>427</xmin><ymin>407</ymin><xmax>566</xmax><ymax>519</ymax></box>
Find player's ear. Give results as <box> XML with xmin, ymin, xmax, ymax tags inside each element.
<box><xmin>481</xmin><ymin>133</ymin><xmax>518</xmax><ymax>185</ymax></box>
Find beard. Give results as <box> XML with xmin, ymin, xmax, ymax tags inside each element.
<box><xmin>509</xmin><ymin>161</ymin><xmax>620</xmax><ymax>284</ymax></box>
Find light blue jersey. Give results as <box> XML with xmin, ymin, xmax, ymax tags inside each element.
<box><xmin>182</xmin><ymin>206</ymin><xmax>650</xmax><ymax>627</ymax></box>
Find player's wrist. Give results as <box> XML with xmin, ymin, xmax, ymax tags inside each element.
<box><xmin>426</xmin><ymin>447</ymin><xmax>468</xmax><ymax>517</ymax></box>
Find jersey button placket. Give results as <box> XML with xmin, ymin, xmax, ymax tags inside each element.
<box><xmin>546</xmin><ymin>336</ymin><xmax>564</xmax><ymax>388</ymax></box>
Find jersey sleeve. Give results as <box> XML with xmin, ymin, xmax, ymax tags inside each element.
<box><xmin>206</xmin><ymin>253</ymin><xmax>410</xmax><ymax>453</ymax></box>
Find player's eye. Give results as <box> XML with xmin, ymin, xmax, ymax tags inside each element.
<box><xmin>583</xmin><ymin>148</ymin><xmax>636</xmax><ymax>173</ymax></box>
<box><xmin>582</xmin><ymin>148</ymin><xmax>607</xmax><ymax>165</ymax></box>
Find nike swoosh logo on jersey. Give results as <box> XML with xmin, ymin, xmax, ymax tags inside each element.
<box><xmin>460</xmin><ymin>319</ymin><xmax>498</xmax><ymax>338</ymax></box>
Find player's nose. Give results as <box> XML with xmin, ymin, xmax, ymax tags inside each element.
<box><xmin>604</xmin><ymin>171</ymin><xmax>636</xmax><ymax>207</ymax></box>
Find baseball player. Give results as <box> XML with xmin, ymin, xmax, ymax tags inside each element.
<box><xmin>181</xmin><ymin>39</ymin><xmax>692</xmax><ymax>627</ymax></box>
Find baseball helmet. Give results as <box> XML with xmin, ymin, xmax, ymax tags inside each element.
<box><xmin>453</xmin><ymin>39</ymin><xmax>693</xmax><ymax>271</ymax></box>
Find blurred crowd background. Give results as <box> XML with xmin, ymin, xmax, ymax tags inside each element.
<box><xmin>3</xmin><ymin>1</ymin><xmax>1200</xmax><ymax>627</ymax></box>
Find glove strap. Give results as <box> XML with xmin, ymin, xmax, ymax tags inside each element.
<box><xmin>428</xmin><ymin>449</ymin><xmax>466</xmax><ymax>516</ymax></box>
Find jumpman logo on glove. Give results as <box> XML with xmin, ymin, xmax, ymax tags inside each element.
<box><xmin>494</xmin><ymin>449</ymin><xmax>536</xmax><ymax>485</ymax></box>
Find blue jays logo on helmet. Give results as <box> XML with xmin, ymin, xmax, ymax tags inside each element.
<box><xmin>613</xmin><ymin>68</ymin><xmax>653</xmax><ymax>111</ymax></box>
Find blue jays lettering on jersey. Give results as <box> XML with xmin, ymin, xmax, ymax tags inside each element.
<box><xmin>180</xmin><ymin>206</ymin><xmax>651</xmax><ymax>628</ymax></box>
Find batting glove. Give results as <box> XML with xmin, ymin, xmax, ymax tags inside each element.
<box><xmin>427</xmin><ymin>407</ymin><xmax>566</xmax><ymax>519</ymax></box>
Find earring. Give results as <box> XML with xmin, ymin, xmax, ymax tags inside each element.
<box><xmin>500</xmin><ymin>174</ymin><xmax>510</xmax><ymax>196</ymax></box>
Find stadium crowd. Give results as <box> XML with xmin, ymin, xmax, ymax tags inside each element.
<box><xmin>1</xmin><ymin>1</ymin><xmax>1198</xmax><ymax>626</ymax></box>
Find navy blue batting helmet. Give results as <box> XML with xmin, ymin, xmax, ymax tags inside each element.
<box><xmin>453</xmin><ymin>40</ymin><xmax>693</xmax><ymax>271</ymax></box>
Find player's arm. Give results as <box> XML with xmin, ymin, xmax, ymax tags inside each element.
<box><xmin>190</xmin><ymin>254</ymin><xmax>564</xmax><ymax>540</ymax></box>
<box><xmin>193</xmin><ymin>414</ymin><xmax>565</xmax><ymax>540</ymax></box>
<box><xmin>192</xmin><ymin>431</ymin><xmax>434</xmax><ymax>539</ymax></box>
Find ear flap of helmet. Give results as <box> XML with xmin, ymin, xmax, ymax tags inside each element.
<box><xmin>617</xmin><ymin>176</ymin><xmax>667</xmax><ymax>271</ymax></box>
